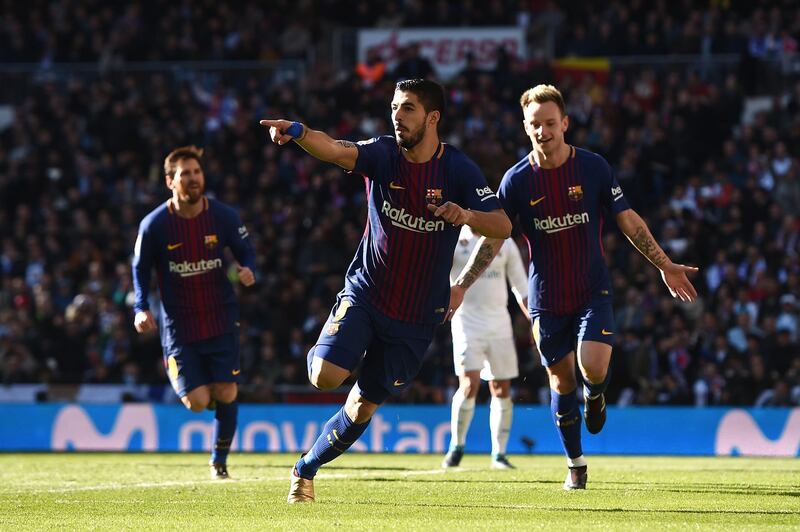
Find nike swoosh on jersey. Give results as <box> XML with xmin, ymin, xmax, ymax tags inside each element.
<box><xmin>601</xmin><ymin>329</ymin><xmax>614</xmax><ymax>335</ymax></box>
<box><xmin>530</xmin><ymin>196</ymin><xmax>545</xmax><ymax>206</ymax></box>
<box><xmin>167</xmin><ymin>243</ymin><xmax>183</xmax><ymax>251</ymax></box>
<box><xmin>232</xmin><ymin>369</ymin><xmax>241</xmax><ymax>375</ymax></box>
<box><xmin>393</xmin><ymin>379</ymin><xmax>405</xmax><ymax>386</ymax></box>
<box><xmin>389</xmin><ymin>182</ymin><xmax>405</xmax><ymax>190</ymax></box>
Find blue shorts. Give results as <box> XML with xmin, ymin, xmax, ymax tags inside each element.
<box><xmin>310</xmin><ymin>295</ymin><xmax>436</xmax><ymax>404</ymax></box>
<box><xmin>530</xmin><ymin>295</ymin><xmax>615</xmax><ymax>368</ymax></box>
<box><xmin>163</xmin><ymin>332</ymin><xmax>240</xmax><ymax>398</ymax></box>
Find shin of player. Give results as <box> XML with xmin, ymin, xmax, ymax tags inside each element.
<box><xmin>133</xmin><ymin>146</ymin><xmax>256</xmax><ymax>479</ymax></box>
<box><xmin>261</xmin><ymin>79</ymin><xmax>511</xmax><ymax>502</ymax></box>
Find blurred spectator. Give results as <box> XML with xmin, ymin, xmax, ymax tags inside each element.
<box><xmin>356</xmin><ymin>49</ymin><xmax>387</xmax><ymax>90</ymax></box>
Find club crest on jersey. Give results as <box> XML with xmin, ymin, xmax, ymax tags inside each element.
<box><xmin>204</xmin><ymin>234</ymin><xmax>219</xmax><ymax>249</ymax></box>
<box><xmin>425</xmin><ymin>188</ymin><xmax>443</xmax><ymax>205</ymax></box>
<box><xmin>568</xmin><ymin>185</ymin><xmax>583</xmax><ymax>201</ymax></box>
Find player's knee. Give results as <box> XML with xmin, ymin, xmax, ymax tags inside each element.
<box><xmin>460</xmin><ymin>382</ymin><xmax>478</xmax><ymax>398</ymax></box>
<box><xmin>490</xmin><ymin>381</ymin><xmax>511</xmax><ymax>398</ymax></box>
<box><xmin>310</xmin><ymin>370</ymin><xmax>344</xmax><ymax>391</ymax></box>
<box><xmin>582</xmin><ymin>365</ymin><xmax>608</xmax><ymax>385</ymax></box>
<box><xmin>212</xmin><ymin>384</ymin><xmax>238</xmax><ymax>404</ymax></box>
<box><xmin>182</xmin><ymin>387</ymin><xmax>211</xmax><ymax>412</ymax></box>
<box><xmin>182</xmin><ymin>396</ymin><xmax>208</xmax><ymax>413</ymax></box>
<box><xmin>309</xmin><ymin>355</ymin><xmax>349</xmax><ymax>390</ymax></box>
<box><xmin>459</xmin><ymin>373</ymin><xmax>480</xmax><ymax>398</ymax></box>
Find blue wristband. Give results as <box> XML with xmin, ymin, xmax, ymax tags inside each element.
<box><xmin>286</xmin><ymin>121</ymin><xmax>304</xmax><ymax>139</ymax></box>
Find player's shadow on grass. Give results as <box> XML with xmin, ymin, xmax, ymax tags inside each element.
<box><xmin>348</xmin><ymin>500</ymin><xmax>797</xmax><ymax>516</ymax></box>
<box><xmin>135</xmin><ymin>462</ymin><xmax>301</xmax><ymax>471</ymax></box>
<box><xmin>136</xmin><ymin>462</ymin><xmax>416</xmax><ymax>472</ymax></box>
<box><xmin>360</xmin><ymin>477</ymin><xmax>800</xmax><ymax>497</ymax></box>
<box><xmin>321</xmin><ymin>465</ymin><xmax>418</xmax><ymax>472</ymax></box>
<box><xmin>602</xmin><ymin>481</ymin><xmax>800</xmax><ymax>498</ymax></box>
<box><xmin>362</xmin><ymin>477</ymin><xmax>558</xmax><ymax>486</ymax></box>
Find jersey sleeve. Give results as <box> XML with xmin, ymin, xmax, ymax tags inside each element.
<box><xmin>225</xmin><ymin>208</ymin><xmax>257</xmax><ymax>272</ymax></box>
<box><xmin>132</xmin><ymin>217</ymin><xmax>155</xmax><ymax>313</ymax></box>
<box><xmin>599</xmin><ymin>157</ymin><xmax>631</xmax><ymax>214</ymax></box>
<box><xmin>351</xmin><ymin>136</ymin><xmax>391</xmax><ymax>179</ymax></box>
<box><xmin>497</xmin><ymin>170</ymin><xmax>519</xmax><ymax>223</ymax></box>
<box><xmin>455</xmin><ymin>157</ymin><xmax>501</xmax><ymax>212</ymax></box>
<box><xmin>503</xmin><ymin>239</ymin><xmax>528</xmax><ymax>304</ymax></box>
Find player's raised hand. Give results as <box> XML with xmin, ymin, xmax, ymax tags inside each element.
<box><xmin>660</xmin><ymin>263</ymin><xmax>699</xmax><ymax>302</ymax></box>
<box><xmin>427</xmin><ymin>202</ymin><xmax>472</xmax><ymax>226</ymax></box>
<box><xmin>446</xmin><ymin>284</ymin><xmax>466</xmax><ymax>321</ymax></box>
<box><xmin>134</xmin><ymin>310</ymin><xmax>157</xmax><ymax>333</ymax></box>
<box><xmin>237</xmin><ymin>265</ymin><xmax>255</xmax><ymax>287</ymax></box>
<box><xmin>259</xmin><ymin>119</ymin><xmax>298</xmax><ymax>146</ymax></box>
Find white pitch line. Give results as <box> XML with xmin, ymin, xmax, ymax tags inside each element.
<box><xmin>5</xmin><ymin>467</ymin><xmax>453</xmax><ymax>495</ymax></box>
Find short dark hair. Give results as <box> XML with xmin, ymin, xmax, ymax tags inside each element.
<box><xmin>164</xmin><ymin>145</ymin><xmax>203</xmax><ymax>178</ymax></box>
<box><xmin>395</xmin><ymin>79</ymin><xmax>445</xmax><ymax>115</ymax></box>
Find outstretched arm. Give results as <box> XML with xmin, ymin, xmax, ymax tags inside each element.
<box><xmin>259</xmin><ymin>119</ymin><xmax>359</xmax><ymax>170</ymax></box>
<box><xmin>616</xmin><ymin>209</ymin><xmax>699</xmax><ymax>302</ymax></box>
<box><xmin>446</xmin><ymin>236</ymin><xmax>505</xmax><ymax>320</ymax></box>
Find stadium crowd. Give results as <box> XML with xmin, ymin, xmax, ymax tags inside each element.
<box><xmin>0</xmin><ymin>0</ymin><xmax>799</xmax><ymax>407</ymax></box>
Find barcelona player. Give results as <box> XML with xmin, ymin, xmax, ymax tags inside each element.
<box><xmin>260</xmin><ymin>79</ymin><xmax>511</xmax><ymax>503</ymax></box>
<box><xmin>453</xmin><ymin>85</ymin><xmax>698</xmax><ymax>489</ymax></box>
<box><xmin>132</xmin><ymin>145</ymin><xmax>256</xmax><ymax>479</ymax></box>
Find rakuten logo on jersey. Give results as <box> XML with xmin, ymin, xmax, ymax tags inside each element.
<box><xmin>169</xmin><ymin>258</ymin><xmax>223</xmax><ymax>277</ymax></box>
<box><xmin>533</xmin><ymin>212</ymin><xmax>589</xmax><ymax>234</ymax></box>
<box><xmin>381</xmin><ymin>200</ymin><xmax>446</xmax><ymax>233</ymax></box>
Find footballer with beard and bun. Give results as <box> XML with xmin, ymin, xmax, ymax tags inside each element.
<box><xmin>261</xmin><ymin>79</ymin><xmax>511</xmax><ymax>503</ymax></box>
<box><xmin>132</xmin><ymin>145</ymin><xmax>256</xmax><ymax>479</ymax></box>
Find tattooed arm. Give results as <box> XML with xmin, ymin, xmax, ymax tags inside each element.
<box><xmin>446</xmin><ymin>236</ymin><xmax>505</xmax><ymax>320</ymax></box>
<box><xmin>616</xmin><ymin>209</ymin><xmax>699</xmax><ymax>302</ymax></box>
<box><xmin>617</xmin><ymin>209</ymin><xmax>670</xmax><ymax>268</ymax></box>
<box><xmin>259</xmin><ymin>119</ymin><xmax>359</xmax><ymax>170</ymax></box>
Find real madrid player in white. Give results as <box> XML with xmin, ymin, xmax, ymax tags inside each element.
<box><xmin>443</xmin><ymin>227</ymin><xmax>528</xmax><ymax>469</ymax></box>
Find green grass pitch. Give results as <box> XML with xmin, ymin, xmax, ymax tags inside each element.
<box><xmin>1</xmin><ymin>453</ymin><xmax>798</xmax><ymax>530</ymax></box>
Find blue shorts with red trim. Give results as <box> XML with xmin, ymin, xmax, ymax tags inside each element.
<box><xmin>310</xmin><ymin>294</ymin><xmax>436</xmax><ymax>404</ymax></box>
<box><xmin>530</xmin><ymin>294</ymin><xmax>615</xmax><ymax>368</ymax></box>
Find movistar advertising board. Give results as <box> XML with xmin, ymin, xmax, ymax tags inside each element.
<box><xmin>1</xmin><ymin>404</ymin><xmax>798</xmax><ymax>456</ymax></box>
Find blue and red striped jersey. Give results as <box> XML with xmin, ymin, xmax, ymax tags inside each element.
<box><xmin>498</xmin><ymin>146</ymin><xmax>631</xmax><ymax>315</ymax></box>
<box><xmin>132</xmin><ymin>196</ymin><xmax>256</xmax><ymax>347</ymax></box>
<box><xmin>345</xmin><ymin>135</ymin><xmax>501</xmax><ymax>324</ymax></box>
